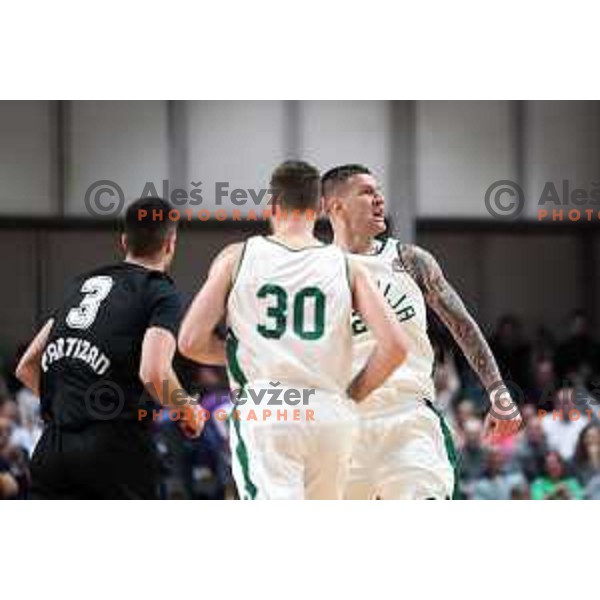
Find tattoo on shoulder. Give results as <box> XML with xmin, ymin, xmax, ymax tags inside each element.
<box><xmin>397</xmin><ymin>244</ymin><xmax>443</xmax><ymax>295</ymax></box>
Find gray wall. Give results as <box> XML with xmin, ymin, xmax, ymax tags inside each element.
<box><xmin>1</xmin><ymin>100</ymin><xmax>598</xmax><ymax>220</ymax></box>
<box><xmin>418</xmin><ymin>229</ymin><xmax>588</xmax><ymax>338</ymax></box>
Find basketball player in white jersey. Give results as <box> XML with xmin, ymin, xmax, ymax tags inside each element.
<box><xmin>178</xmin><ymin>160</ymin><xmax>409</xmax><ymax>499</ymax></box>
<box><xmin>322</xmin><ymin>164</ymin><xmax>523</xmax><ymax>499</ymax></box>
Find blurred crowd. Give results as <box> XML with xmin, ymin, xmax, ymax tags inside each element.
<box><xmin>1</xmin><ymin>309</ymin><xmax>600</xmax><ymax>500</ymax></box>
<box><xmin>434</xmin><ymin>310</ymin><xmax>600</xmax><ymax>499</ymax></box>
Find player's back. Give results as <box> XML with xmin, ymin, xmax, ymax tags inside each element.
<box><xmin>40</xmin><ymin>262</ymin><xmax>180</xmax><ymax>429</ymax></box>
<box><xmin>226</xmin><ymin>236</ymin><xmax>352</xmax><ymax>395</ymax></box>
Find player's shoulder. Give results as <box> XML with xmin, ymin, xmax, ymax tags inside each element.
<box><xmin>394</xmin><ymin>244</ymin><xmax>443</xmax><ymax>287</ymax></box>
<box><xmin>395</xmin><ymin>242</ymin><xmax>438</xmax><ymax>265</ymax></box>
<box><xmin>106</xmin><ymin>263</ymin><xmax>178</xmax><ymax>304</ymax></box>
<box><xmin>67</xmin><ymin>263</ymin><xmax>122</xmax><ymax>289</ymax></box>
<box><xmin>212</xmin><ymin>241</ymin><xmax>246</xmax><ymax>272</ymax></box>
<box><xmin>220</xmin><ymin>240</ymin><xmax>246</xmax><ymax>259</ymax></box>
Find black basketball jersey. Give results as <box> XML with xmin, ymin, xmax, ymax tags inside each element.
<box><xmin>40</xmin><ymin>262</ymin><xmax>182</xmax><ymax>429</ymax></box>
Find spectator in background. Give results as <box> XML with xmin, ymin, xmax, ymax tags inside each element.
<box><xmin>0</xmin><ymin>394</ymin><xmax>40</xmax><ymax>458</ymax></box>
<box><xmin>490</xmin><ymin>315</ymin><xmax>531</xmax><ymax>392</ymax></box>
<box><xmin>433</xmin><ymin>347</ymin><xmax>460</xmax><ymax>414</ymax></box>
<box><xmin>451</xmin><ymin>398</ymin><xmax>480</xmax><ymax>448</ymax></box>
<box><xmin>526</xmin><ymin>358</ymin><xmax>556</xmax><ymax>412</ymax></box>
<box><xmin>13</xmin><ymin>385</ymin><xmax>42</xmax><ymax>456</ymax></box>
<box><xmin>0</xmin><ymin>415</ymin><xmax>29</xmax><ymax>499</ymax></box>
<box><xmin>573</xmin><ymin>423</ymin><xmax>600</xmax><ymax>487</ymax></box>
<box><xmin>458</xmin><ymin>418</ymin><xmax>488</xmax><ymax>496</ymax></box>
<box><xmin>520</xmin><ymin>403</ymin><xmax>538</xmax><ymax>424</ymax></box>
<box><xmin>513</xmin><ymin>416</ymin><xmax>548</xmax><ymax>482</ymax></box>
<box><xmin>541</xmin><ymin>387</ymin><xmax>588</xmax><ymax>461</ymax></box>
<box><xmin>531</xmin><ymin>451</ymin><xmax>583</xmax><ymax>500</ymax></box>
<box><xmin>530</xmin><ymin>326</ymin><xmax>556</xmax><ymax>367</ymax></box>
<box><xmin>0</xmin><ymin>417</ymin><xmax>19</xmax><ymax>499</ymax></box>
<box><xmin>555</xmin><ymin>311</ymin><xmax>600</xmax><ymax>382</ymax></box>
<box><xmin>471</xmin><ymin>447</ymin><xmax>526</xmax><ymax>500</ymax></box>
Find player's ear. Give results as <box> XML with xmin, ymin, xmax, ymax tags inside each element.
<box><xmin>120</xmin><ymin>233</ymin><xmax>128</xmax><ymax>255</ymax></box>
<box><xmin>316</xmin><ymin>196</ymin><xmax>325</xmax><ymax>218</ymax></box>
<box><xmin>323</xmin><ymin>195</ymin><xmax>338</xmax><ymax>216</ymax></box>
<box><xmin>166</xmin><ymin>230</ymin><xmax>177</xmax><ymax>255</ymax></box>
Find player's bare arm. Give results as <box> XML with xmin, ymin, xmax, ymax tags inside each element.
<box><xmin>0</xmin><ymin>471</ymin><xmax>19</xmax><ymax>499</ymax></box>
<box><xmin>140</xmin><ymin>326</ymin><xmax>203</xmax><ymax>438</ymax></box>
<box><xmin>178</xmin><ymin>242</ymin><xmax>243</xmax><ymax>366</ymax></box>
<box><xmin>399</xmin><ymin>243</ymin><xmax>522</xmax><ymax>439</ymax></box>
<box><xmin>347</xmin><ymin>260</ymin><xmax>409</xmax><ymax>402</ymax></box>
<box><xmin>15</xmin><ymin>318</ymin><xmax>54</xmax><ymax>397</ymax></box>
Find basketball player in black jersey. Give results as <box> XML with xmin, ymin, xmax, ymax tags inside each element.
<box><xmin>16</xmin><ymin>197</ymin><xmax>202</xmax><ymax>499</ymax></box>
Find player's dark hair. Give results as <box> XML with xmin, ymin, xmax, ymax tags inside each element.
<box><xmin>123</xmin><ymin>197</ymin><xmax>177</xmax><ymax>258</ymax></box>
<box><xmin>321</xmin><ymin>164</ymin><xmax>372</xmax><ymax>197</ymax></box>
<box><xmin>270</xmin><ymin>160</ymin><xmax>321</xmax><ymax>211</ymax></box>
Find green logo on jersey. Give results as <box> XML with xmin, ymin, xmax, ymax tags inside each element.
<box><xmin>352</xmin><ymin>280</ymin><xmax>416</xmax><ymax>336</ymax></box>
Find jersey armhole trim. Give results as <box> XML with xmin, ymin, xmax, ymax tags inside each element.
<box><xmin>230</xmin><ymin>240</ymin><xmax>249</xmax><ymax>294</ymax></box>
<box><xmin>344</xmin><ymin>254</ymin><xmax>353</xmax><ymax>295</ymax></box>
<box><xmin>395</xmin><ymin>240</ymin><xmax>410</xmax><ymax>272</ymax></box>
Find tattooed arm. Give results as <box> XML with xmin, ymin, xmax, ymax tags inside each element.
<box><xmin>398</xmin><ymin>243</ymin><xmax>522</xmax><ymax>439</ymax></box>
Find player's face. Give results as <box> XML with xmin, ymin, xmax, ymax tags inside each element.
<box><xmin>338</xmin><ymin>174</ymin><xmax>386</xmax><ymax>237</ymax></box>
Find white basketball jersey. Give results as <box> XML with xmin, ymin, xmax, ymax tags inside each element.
<box><xmin>226</xmin><ymin>236</ymin><xmax>353</xmax><ymax>395</ymax></box>
<box><xmin>350</xmin><ymin>237</ymin><xmax>435</xmax><ymax>412</ymax></box>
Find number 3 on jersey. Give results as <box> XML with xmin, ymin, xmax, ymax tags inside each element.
<box><xmin>66</xmin><ymin>276</ymin><xmax>114</xmax><ymax>330</ymax></box>
<box><xmin>257</xmin><ymin>284</ymin><xmax>325</xmax><ymax>340</ymax></box>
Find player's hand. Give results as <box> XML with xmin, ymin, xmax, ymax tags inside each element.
<box><xmin>177</xmin><ymin>402</ymin><xmax>205</xmax><ymax>439</ymax></box>
<box><xmin>482</xmin><ymin>386</ymin><xmax>523</xmax><ymax>442</ymax></box>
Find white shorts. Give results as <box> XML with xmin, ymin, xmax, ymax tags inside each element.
<box><xmin>229</xmin><ymin>383</ymin><xmax>358</xmax><ymax>500</ymax></box>
<box><xmin>345</xmin><ymin>395</ymin><xmax>456</xmax><ymax>500</ymax></box>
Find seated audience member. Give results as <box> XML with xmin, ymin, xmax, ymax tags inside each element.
<box><xmin>458</xmin><ymin>418</ymin><xmax>488</xmax><ymax>493</ymax></box>
<box><xmin>531</xmin><ymin>451</ymin><xmax>583</xmax><ymax>500</ymax></box>
<box><xmin>573</xmin><ymin>423</ymin><xmax>600</xmax><ymax>487</ymax></box>
<box><xmin>433</xmin><ymin>348</ymin><xmax>461</xmax><ymax>414</ymax></box>
<box><xmin>541</xmin><ymin>387</ymin><xmax>588</xmax><ymax>461</ymax></box>
<box><xmin>471</xmin><ymin>447</ymin><xmax>527</xmax><ymax>500</ymax></box>
<box><xmin>0</xmin><ymin>394</ymin><xmax>39</xmax><ymax>457</ymax></box>
<box><xmin>451</xmin><ymin>398</ymin><xmax>480</xmax><ymax>448</ymax></box>
<box><xmin>526</xmin><ymin>358</ymin><xmax>556</xmax><ymax>412</ymax></box>
<box><xmin>0</xmin><ymin>416</ymin><xmax>29</xmax><ymax>499</ymax></box>
<box><xmin>14</xmin><ymin>383</ymin><xmax>42</xmax><ymax>453</ymax></box>
<box><xmin>514</xmin><ymin>416</ymin><xmax>549</xmax><ymax>482</ymax></box>
<box><xmin>555</xmin><ymin>311</ymin><xmax>600</xmax><ymax>382</ymax></box>
<box><xmin>582</xmin><ymin>474</ymin><xmax>600</xmax><ymax>500</ymax></box>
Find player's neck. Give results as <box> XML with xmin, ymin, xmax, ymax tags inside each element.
<box><xmin>334</xmin><ymin>229</ymin><xmax>376</xmax><ymax>255</ymax></box>
<box><xmin>124</xmin><ymin>254</ymin><xmax>167</xmax><ymax>272</ymax></box>
<box><xmin>269</xmin><ymin>219</ymin><xmax>318</xmax><ymax>247</ymax></box>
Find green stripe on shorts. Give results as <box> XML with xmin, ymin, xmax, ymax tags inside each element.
<box><xmin>425</xmin><ymin>399</ymin><xmax>461</xmax><ymax>500</ymax></box>
<box><xmin>226</xmin><ymin>330</ymin><xmax>257</xmax><ymax>500</ymax></box>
